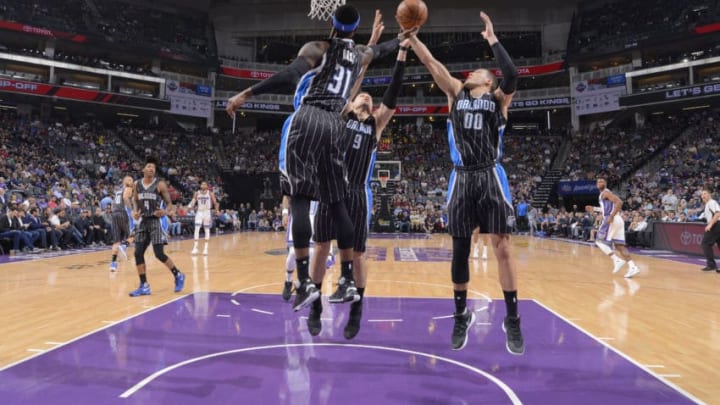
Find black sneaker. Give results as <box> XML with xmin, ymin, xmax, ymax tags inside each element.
<box><xmin>307</xmin><ymin>300</ymin><xmax>322</xmax><ymax>336</ymax></box>
<box><xmin>451</xmin><ymin>309</ymin><xmax>476</xmax><ymax>350</ymax></box>
<box><xmin>281</xmin><ymin>281</ymin><xmax>293</xmax><ymax>302</ymax></box>
<box><xmin>701</xmin><ymin>266</ymin><xmax>718</xmax><ymax>272</ymax></box>
<box><xmin>502</xmin><ymin>316</ymin><xmax>525</xmax><ymax>355</ymax></box>
<box><xmin>328</xmin><ymin>277</ymin><xmax>360</xmax><ymax>303</ymax></box>
<box><xmin>292</xmin><ymin>279</ymin><xmax>320</xmax><ymax>312</ymax></box>
<box><xmin>344</xmin><ymin>302</ymin><xmax>363</xmax><ymax>340</ymax></box>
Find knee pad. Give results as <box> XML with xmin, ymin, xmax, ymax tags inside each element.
<box><xmin>330</xmin><ymin>202</ymin><xmax>354</xmax><ymax>250</ymax></box>
<box><xmin>153</xmin><ymin>244</ymin><xmax>169</xmax><ymax>262</ymax></box>
<box><xmin>134</xmin><ymin>246</ymin><xmax>146</xmax><ymax>265</ymax></box>
<box><xmin>291</xmin><ymin>198</ymin><xmax>312</xmax><ymax>249</ymax></box>
<box><xmin>451</xmin><ymin>237</ymin><xmax>471</xmax><ymax>284</ymax></box>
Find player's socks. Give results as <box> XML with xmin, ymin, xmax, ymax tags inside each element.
<box><xmin>296</xmin><ymin>257</ymin><xmax>310</xmax><ymax>281</ymax></box>
<box><xmin>340</xmin><ymin>260</ymin><xmax>354</xmax><ymax>280</ymax></box>
<box><xmin>503</xmin><ymin>290</ymin><xmax>518</xmax><ymax>318</ymax></box>
<box><xmin>454</xmin><ymin>289</ymin><xmax>467</xmax><ymax>314</ymax></box>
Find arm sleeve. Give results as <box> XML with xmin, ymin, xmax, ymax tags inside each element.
<box><xmin>382</xmin><ymin>60</ymin><xmax>406</xmax><ymax>109</ymax></box>
<box><xmin>250</xmin><ymin>57</ymin><xmax>312</xmax><ymax>96</ymax></box>
<box><xmin>369</xmin><ymin>38</ymin><xmax>400</xmax><ymax>61</ymax></box>
<box><xmin>490</xmin><ymin>42</ymin><xmax>518</xmax><ymax>94</ymax></box>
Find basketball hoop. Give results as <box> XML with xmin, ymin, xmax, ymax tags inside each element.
<box><xmin>378</xmin><ymin>170</ymin><xmax>390</xmax><ymax>189</ymax></box>
<box><xmin>308</xmin><ymin>0</ymin><xmax>345</xmax><ymax>21</ymax></box>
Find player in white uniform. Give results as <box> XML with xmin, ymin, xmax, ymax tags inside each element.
<box><xmin>282</xmin><ymin>196</ymin><xmax>335</xmax><ymax>302</ymax></box>
<box><xmin>472</xmin><ymin>228</ymin><xmax>490</xmax><ymax>260</ymax></box>
<box><xmin>188</xmin><ymin>182</ymin><xmax>219</xmax><ymax>256</ymax></box>
<box><xmin>585</xmin><ymin>177</ymin><xmax>640</xmax><ymax>278</ymax></box>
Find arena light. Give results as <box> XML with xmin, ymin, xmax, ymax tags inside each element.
<box><xmin>651</xmin><ymin>111</ymin><xmax>664</xmax><ymax>115</ymax></box>
<box><xmin>117</xmin><ymin>112</ymin><xmax>139</xmax><ymax>117</ymax></box>
<box><xmin>681</xmin><ymin>105</ymin><xmax>710</xmax><ymax>111</ymax></box>
<box><xmin>53</xmin><ymin>106</ymin><xmax>67</xmax><ymax>110</ymax></box>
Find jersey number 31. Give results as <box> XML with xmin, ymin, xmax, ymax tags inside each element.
<box><xmin>328</xmin><ymin>66</ymin><xmax>352</xmax><ymax>97</ymax></box>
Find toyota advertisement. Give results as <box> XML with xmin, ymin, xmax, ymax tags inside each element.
<box><xmin>653</xmin><ymin>222</ymin><xmax>720</xmax><ymax>256</ymax></box>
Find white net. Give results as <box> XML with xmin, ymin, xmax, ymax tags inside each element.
<box><xmin>308</xmin><ymin>0</ymin><xmax>346</xmax><ymax>21</ymax></box>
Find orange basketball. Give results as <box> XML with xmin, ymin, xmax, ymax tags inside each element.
<box><xmin>396</xmin><ymin>0</ymin><xmax>428</xmax><ymax>30</ymax></box>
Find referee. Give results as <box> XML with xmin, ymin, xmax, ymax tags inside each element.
<box><xmin>700</xmin><ymin>189</ymin><xmax>720</xmax><ymax>272</ymax></box>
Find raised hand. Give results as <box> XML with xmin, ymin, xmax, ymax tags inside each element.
<box><xmin>480</xmin><ymin>11</ymin><xmax>497</xmax><ymax>43</ymax></box>
<box><xmin>398</xmin><ymin>26</ymin><xmax>419</xmax><ymax>41</ymax></box>
<box><xmin>368</xmin><ymin>9</ymin><xmax>384</xmax><ymax>46</ymax></box>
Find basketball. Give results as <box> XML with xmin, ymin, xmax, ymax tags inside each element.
<box><xmin>396</xmin><ymin>0</ymin><xmax>428</xmax><ymax>30</ymax></box>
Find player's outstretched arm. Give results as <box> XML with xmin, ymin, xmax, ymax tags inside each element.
<box><xmin>373</xmin><ymin>40</ymin><xmax>409</xmax><ymax>138</ymax></box>
<box><xmin>344</xmin><ymin>10</ymin><xmax>387</xmax><ymax>115</ymax></box>
<box><xmin>358</xmin><ymin>26</ymin><xmax>417</xmax><ymax>67</ymax></box>
<box><xmin>226</xmin><ymin>41</ymin><xmax>329</xmax><ymax>118</ymax></box>
<box><xmin>407</xmin><ymin>34</ymin><xmax>462</xmax><ymax>100</ymax></box>
<box><xmin>481</xmin><ymin>12</ymin><xmax>518</xmax><ymax>113</ymax></box>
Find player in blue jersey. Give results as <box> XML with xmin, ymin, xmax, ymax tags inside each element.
<box><xmin>409</xmin><ymin>12</ymin><xmax>524</xmax><ymax>354</ymax></box>
<box><xmin>228</xmin><ymin>5</ymin><xmax>412</xmax><ymax>312</ymax></box>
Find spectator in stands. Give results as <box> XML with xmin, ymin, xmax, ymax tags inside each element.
<box><xmin>662</xmin><ymin>189</ymin><xmax>678</xmax><ymax>212</ymax></box>
<box><xmin>0</xmin><ymin>188</ymin><xmax>7</xmax><ymax>213</ymax></box>
<box><xmin>257</xmin><ymin>217</ymin><xmax>271</xmax><ymax>232</ymax></box>
<box><xmin>15</xmin><ymin>207</ymin><xmax>41</xmax><ymax>250</ymax></box>
<box><xmin>167</xmin><ymin>214</ymin><xmax>183</xmax><ymax>237</ymax></box>
<box><xmin>247</xmin><ymin>210</ymin><xmax>258</xmax><ymax>231</ymax></box>
<box><xmin>74</xmin><ymin>209</ymin><xmax>95</xmax><ymax>245</ymax></box>
<box><xmin>91</xmin><ymin>207</ymin><xmax>110</xmax><ymax>244</ymax></box>
<box><xmin>24</xmin><ymin>207</ymin><xmax>52</xmax><ymax>250</ymax></box>
<box><xmin>51</xmin><ymin>208</ymin><xmax>84</xmax><ymax>248</ymax></box>
<box><xmin>626</xmin><ymin>214</ymin><xmax>648</xmax><ymax>246</ymax></box>
<box><xmin>0</xmin><ymin>205</ymin><xmax>34</xmax><ymax>253</ymax></box>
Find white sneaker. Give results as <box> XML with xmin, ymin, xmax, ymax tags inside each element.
<box><xmin>624</xmin><ymin>266</ymin><xmax>640</xmax><ymax>278</ymax></box>
<box><xmin>203</xmin><ymin>248</ymin><xmax>208</xmax><ymax>256</ymax></box>
<box><xmin>472</xmin><ymin>247</ymin><xmax>479</xmax><ymax>259</ymax></box>
<box><xmin>191</xmin><ymin>247</ymin><xmax>199</xmax><ymax>255</ymax></box>
<box><xmin>612</xmin><ymin>258</ymin><xmax>627</xmax><ymax>274</ymax></box>
<box><xmin>481</xmin><ymin>247</ymin><xmax>488</xmax><ymax>261</ymax></box>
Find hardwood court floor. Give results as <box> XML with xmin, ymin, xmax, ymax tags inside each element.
<box><xmin>0</xmin><ymin>232</ymin><xmax>717</xmax><ymax>403</ymax></box>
